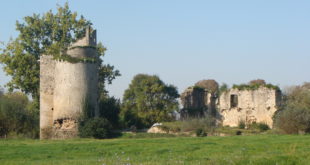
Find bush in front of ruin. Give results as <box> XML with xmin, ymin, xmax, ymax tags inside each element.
<box><xmin>248</xmin><ymin>122</ymin><xmax>270</xmax><ymax>132</ymax></box>
<box><xmin>79</xmin><ymin>117</ymin><xmax>112</xmax><ymax>139</ymax></box>
<box><xmin>238</xmin><ymin>120</ymin><xmax>246</xmax><ymax>129</ymax></box>
<box><xmin>98</xmin><ymin>95</ymin><xmax>121</xmax><ymax>129</ymax></box>
<box><xmin>160</xmin><ymin>116</ymin><xmax>216</xmax><ymax>135</ymax></box>
<box><xmin>195</xmin><ymin>128</ymin><xmax>207</xmax><ymax>137</ymax></box>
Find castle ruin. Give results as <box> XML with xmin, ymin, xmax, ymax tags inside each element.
<box><xmin>181</xmin><ymin>80</ymin><xmax>282</xmax><ymax>128</ymax></box>
<box><xmin>40</xmin><ymin>27</ymin><xmax>99</xmax><ymax>139</ymax></box>
<box><xmin>180</xmin><ymin>87</ymin><xmax>217</xmax><ymax>118</ymax></box>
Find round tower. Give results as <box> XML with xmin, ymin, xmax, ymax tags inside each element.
<box><xmin>52</xmin><ymin>27</ymin><xmax>99</xmax><ymax>138</ymax></box>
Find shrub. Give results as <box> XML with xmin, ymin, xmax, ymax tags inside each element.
<box><xmin>275</xmin><ymin>108</ymin><xmax>310</xmax><ymax>134</ymax></box>
<box><xmin>158</xmin><ymin>125</ymin><xmax>170</xmax><ymax>132</ymax></box>
<box><xmin>160</xmin><ymin>122</ymin><xmax>182</xmax><ymax>133</ymax></box>
<box><xmin>257</xmin><ymin>123</ymin><xmax>270</xmax><ymax>131</ymax></box>
<box><xmin>195</xmin><ymin>128</ymin><xmax>207</xmax><ymax>137</ymax></box>
<box><xmin>181</xmin><ymin>116</ymin><xmax>216</xmax><ymax>132</ymax></box>
<box><xmin>274</xmin><ymin>83</ymin><xmax>310</xmax><ymax>134</ymax></box>
<box><xmin>0</xmin><ymin>92</ymin><xmax>39</xmax><ymax>138</ymax></box>
<box><xmin>98</xmin><ymin>96</ymin><xmax>121</xmax><ymax>128</ymax></box>
<box><xmin>170</xmin><ymin>126</ymin><xmax>181</xmax><ymax>133</ymax></box>
<box><xmin>160</xmin><ymin>116</ymin><xmax>216</xmax><ymax>135</ymax></box>
<box><xmin>248</xmin><ymin>122</ymin><xmax>270</xmax><ymax>132</ymax></box>
<box><xmin>120</xmin><ymin>109</ymin><xmax>144</xmax><ymax>129</ymax></box>
<box><xmin>236</xmin><ymin>130</ymin><xmax>242</xmax><ymax>135</ymax></box>
<box><xmin>130</xmin><ymin>125</ymin><xmax>137</xmax><ymax>133</ymax></box>
<box><xmin>79</xmin><ymin>117</ymin><xmax>112</xmax><ymax>139</ymax></box>
<box><xmin>238</xmin><ymin>120</ymin><xmax>245</xmax><ymax>129</ymax></box>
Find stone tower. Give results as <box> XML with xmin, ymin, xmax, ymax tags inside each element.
<box><xmin>40</xmin><ymin>27</ymin><xmax>99</xmax><ymax>139</ymax></box>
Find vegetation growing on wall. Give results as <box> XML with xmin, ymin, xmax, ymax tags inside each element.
<box><xmin>219</xmin><ymin>83</ymin><xmax>229</xmax><ymax>95</ymax></box>
<box><xmin>54</xmin><ymin>54</ymin><xmax>97</xmax><ymax>63</ymax></box>
<box><xmin>194</xmin><ymin>79</ymin><xmax>219</xmax><ymax>94</ymax></box>
<box><xmin>232</xmin><ymin>79</ymin><xmax>279</xmax><ymax>91</ymax></box>
<box><xmin>192</xmin><ymin>86</ymin><xmax>205</xmax><ymax>91</ymax></box>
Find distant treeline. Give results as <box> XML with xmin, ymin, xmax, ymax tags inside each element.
<box><xmin>0</xmin><ymin>90</ymin><xmax>39</xmax><ymax>138</ymax></box>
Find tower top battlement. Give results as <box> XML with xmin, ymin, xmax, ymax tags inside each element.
<box><xmin>70</xmin><ymin>26</ymin><xmax>97</xmax><ymax>47</ymax></box>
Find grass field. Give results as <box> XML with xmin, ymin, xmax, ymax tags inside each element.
<box><xmin>1</xmin><ymin>134</ymin><xmax>310</xmax><ymax>165</ymax></box>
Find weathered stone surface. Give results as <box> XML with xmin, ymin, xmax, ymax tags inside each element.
<box><xmin>147</xmin><ymin>126</ymin><xmax>167</xmax><ymax>134</ymax></box>
<box><xmin>52</xmin><ymin>118</ymin><xmax>79</xmax><ymax>139</ymax></box>
<box><xmin>181</xmin><ymin>87</ymin><xmax>207</xmax><ymax>110</ymax></box>
<box><xmin>180</xmin><ymin>82</ymin><xmax>281</xmax><ymax>128</ymax></box>
<box><xmin>39</xmin><ymin>55</ymin><xmax>55</xmax><ymax>139</ymax></box>
<box><xmin>180</xmin><ymin>87</ymin><xmax>217</xmax><ymax>118</ymax></box>
<box><xmin>218</xmin><ymin>87</ymin><xmax>281</xmax><ymax>128</ymax></box>
<box><xmin>40</xmin><ymin>27</ymin><xmax>99</xmax><ymax>139</ymax></box>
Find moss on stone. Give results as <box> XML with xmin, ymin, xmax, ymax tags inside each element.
<box><xmin>53</xmin><ymin>54</ymin><xmax>98</xmax><ymax>64</ymax></box>
<box><xmin>232</xmin><ymin>83</ymin><xmax>279</xmax><ymax>91</ymax></box>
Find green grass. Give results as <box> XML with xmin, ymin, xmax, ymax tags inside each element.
<box><xmin>1</xmin><ymin>134</ymin><xmax>310</xmax><ymax>165</ymax></box>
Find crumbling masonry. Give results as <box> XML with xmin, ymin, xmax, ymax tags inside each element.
<box><xmin>40</xmin><ymin>27</ymin><xmax>99</xmax><ymax>139</ymax></box>
<box><xmin>181</xmin><ymin>83</ymin><xmax>281</xmax><ymax>128</ymax></box>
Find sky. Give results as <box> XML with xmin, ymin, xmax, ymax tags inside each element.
<box><xmin>0</xmin><ymin>0</ymin><xmax>309</xmax><ymax>99</ymax></box>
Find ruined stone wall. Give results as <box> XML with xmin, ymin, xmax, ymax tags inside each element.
<box><xmin>218</xmin><ymin>87</ymin><xmax>281</xmax><ymax>128</ymax></box>
<box><xmin>181</xmin><ymin>88</ymin><xmax>207</xmax><ymax>110</ymax></box>
<box><xmin>180</xmin><ymin>87</ymin><xmax>216</xmax><ymax>118</ymax></box>
<box><xmin>39</xmin><ymin>55</ymin><xmax>55</xmax><ymax>139</ymax></box>
<box><xmin>40</xmin><ymin>27</ymin><xmax>99</xmax><ymax>139</ymax></box>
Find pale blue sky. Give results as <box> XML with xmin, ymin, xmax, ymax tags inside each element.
<box><xmin>0</xmin><ymin>0</ymin><xmax>309</xmax><ymax>98</ymax></box>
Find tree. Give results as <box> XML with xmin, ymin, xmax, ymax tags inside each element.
<box><xmin>98</xmin><ymin>96</ymin><xmax>121</xmax><ymax>128</ymax></box>
<box><xmin>0</xmin><ymin>92</ymin><xmax>38</xmax><ymax>138</ymax></box>
<box><xmin>249</xmin><ymin>79</ymin><xmax>266</xmax><ymax>86</ymax></box>
<box><xmin>219</xmin><ymin>83</ymin><xmax>229</xmax><ymax>94</ymax></box>
<box><xmin>195</xmin><ymin>79</ymin><xmax>219</xmax><ymax>94</ymax></box>
<box><xmin>121</xmin><ymin>74</ymin><xmax>179</xmax><ymax>128</ymax></box>
<box><xmin>0</xmin><ymin>3</ymin><xmax>119</xmax><ymax>101</ymax></box>
<box><xmin>0</xmin><ymin>86</ymin><xmax>3</xmax><ymax>96</ymax></box>
<box><xmin>274</xmin><ymin>83</ymin><xmax>310</xmax><ymax>134</ymax></box>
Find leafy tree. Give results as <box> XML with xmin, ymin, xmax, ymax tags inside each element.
<box><xmin>0</xmin><ymin>92</ymin><xmax>38</xmax><ymax>138</ymax></box>
<box><xmin>98</xmin><ymin>64</ymin><xmax>121</xmax><ymax>97</ymax></box>
<box><xmin>121</xmin><ymin>74</ymin><xmax>179</xmax><ymax>128</ymax></box>
<box><xmin>0</xmin><ymin>86</ymin><xmax>3</xmax><ymax>96</ymax></box>
<box><xmin>0</xmin><ymin>3</ymin><xmax>119</xmax><ymax>101</ymax></box>
<box><xmin>219</xmin><ymin>83</ymin><xmax>229</xmax><ymax>94</ymax></box>
<box><xmin>98</xmin><ymin>96</ymin><xmax>121</xmax><ymax>128</ymax></box>
<box><xmin>195</xmin><ymin>79</ymin><xmax>219</xmax><ymax>94</ymax></box>
<box><xmin>274</xmin><ymin>83</ymin><xmax>310</xmax><ymax>134</ymax></box>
